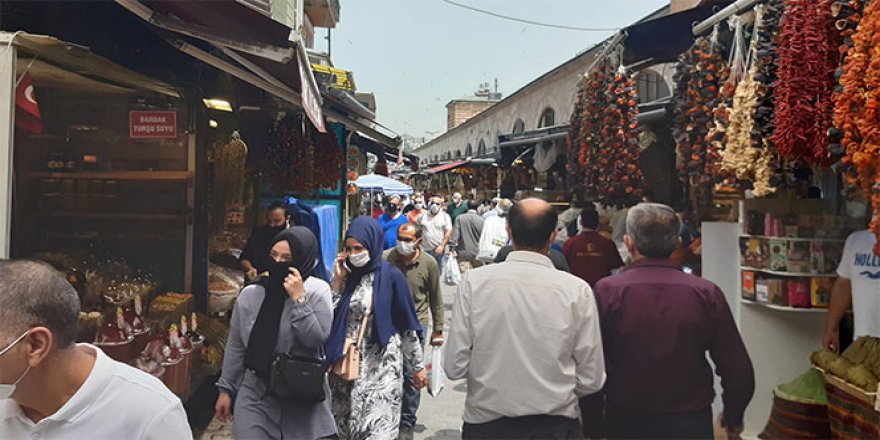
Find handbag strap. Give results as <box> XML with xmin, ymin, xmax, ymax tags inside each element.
<box><xmin>352</xmin><ymin>292</ymin><xmax>374</xmax><ymax>350</ymax></box>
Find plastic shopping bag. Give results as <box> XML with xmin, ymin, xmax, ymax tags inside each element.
<box><xmin>427</xmin><ymin>344</ymin><xmax>445</xmax><ymax>397</ymax></box>
<box><xmin>443</xmin><ymin>254</ymin><xmax>461</xmax><ymax>286</ymax></box>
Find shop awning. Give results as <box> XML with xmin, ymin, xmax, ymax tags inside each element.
<box><xmin>497</xmin><ymin>124</ymin><xmax>569</xmax><ymax>149</ymax></box>
<box><xmin>427</xmin><ymin>160</ymin><xmax>470</xmax><ymax>174</ymax></box>
<box><xmin>623</xmin><ymin>2</ymin><xmax>729</xmax><ymax>64</ymax></box>
<box><xmin>6</xmin><ymin>33</ymin><xmax>180</xmax><ymax>98</ymax></box>
<box><xmin>349</xmin><ymin>132</ymin><xmax>416</xmax><ymax>166</ymax></box>
<box><xmin>115</xmin><ymin>0</ymin><xmax>327</xmax><ymax>132</ymax></box>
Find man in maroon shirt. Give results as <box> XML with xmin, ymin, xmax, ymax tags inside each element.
<box><xmin>562</xmin><ymin>206</ymin><xmax>624</xmax><ymax>287</ymax></box>
<box><xmin>584</xmin><ymin>203</ymin><xmax>754</xmax><ymax>440</ymax></box>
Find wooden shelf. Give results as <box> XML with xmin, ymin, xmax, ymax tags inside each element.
<box><xmin>741</xmin><ymin>266</ymin><xmax>837</xmax><ymax>278</ymax></box>
<box><xmin>741</xmin><ymin>299</ymin><xmax>828</xmax><ymax>313</ymax></box>
<box><xmin>31</xmin><ymin>171</ymin><xmax>192</xmax><ymax>181</ymax></box>
<box><xmin>35</xmin><ymin>211</ymin><xmax>187</xmax><ymax>221</ymax></box>
<box><xmin>739</xmin><ymin>235</ymin><xmax>846</xmax><ymax>243</ymax></box>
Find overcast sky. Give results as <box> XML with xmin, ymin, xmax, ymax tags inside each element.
<box><xmin>321</xmin><ymin>0</ymin><xmax>669</xmax><ymax>139</ymax></box>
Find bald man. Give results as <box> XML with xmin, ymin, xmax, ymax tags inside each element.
<box><xmin>445</xmin><ymin>199</ymin><xmax>605</xmax><ymax>439</ymax></box>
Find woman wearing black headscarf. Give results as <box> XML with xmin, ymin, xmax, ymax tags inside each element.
<box><xmin>215</xmin><ymin>226</ymin><xmax>336</xmax><ymax>439</ymax></box>
<box><xmin>326</xmin><ymin>216</ymin><xmax>426</xmax><ymax>439</ymax></box>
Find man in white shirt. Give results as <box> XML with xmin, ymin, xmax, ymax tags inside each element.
<box><xmin>0</xmin><ymin>260</ymin><xmax>192</xmax><ymax>440</ymax></box>
<box><xmin>477</xmin><ymin>199</ymin><xmax>513</xmax><ymax>262</ymax></box>
<box><xmin>823</xmin><ymin>230</ymin><xmax>880</xmax><ymax>352</ymax></box>
<box><xmin>420</xmin><ymin>196</ymin><xmax>453</xmax><ymax>267</ymax></box>
<box><xmin>445</xmin><ymin>198</ymin><xmax>606</xmax><ymax>439</ymax></box>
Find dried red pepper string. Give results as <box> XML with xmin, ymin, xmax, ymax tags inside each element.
<box><xmin>773</xmin><ymin>0</ymin><xmax>839</xmax><ymax>165</ymax></box>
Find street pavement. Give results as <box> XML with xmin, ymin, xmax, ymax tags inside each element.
<box><xmin>413</xmin><ymin>282</ymin><xmax>466</xmax><ymax>440</ymax></box>
<box><xmin>200</xmin><ymin>281</ymin><xmax>466</xmax><ymax>440</ymax></box>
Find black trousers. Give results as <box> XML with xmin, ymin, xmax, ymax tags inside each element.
<box><xmin>606</xmin><ymin>405</ymin><xmax>713</xmax><ymax>440</ymax></box>
<box><xmin>462</xmin><ymin>415</ymin><xmax>582</xmax><ymax>440</ymax></box>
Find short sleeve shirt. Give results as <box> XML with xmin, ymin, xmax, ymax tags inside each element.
<box><xmin>420</xmin><ymin>212</ymin><xmax>452</xmax><ymax>251</ymax></box>
<box><xmin>563</xmin><ymin>232</ymin><xmax>624</xmax><ymax>287</ymax></box>
<box><xmin>836</xmin><ymin>230</ymin><xmax>880</xmax><ymax>338</ymax></box>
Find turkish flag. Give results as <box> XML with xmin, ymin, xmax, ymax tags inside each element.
<box><xmin>16</xmin><ymin>74</ymin><xmax>42</xmax><ymax>134</ymax></box>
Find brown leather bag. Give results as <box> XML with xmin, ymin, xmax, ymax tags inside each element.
<box><xmin>331</xmin><ymin>301</ymin><xmax>372</xmax><ymax>381</ymax></box>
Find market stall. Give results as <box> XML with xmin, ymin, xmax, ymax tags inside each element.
<box><xmin>685</xmin><ymin>0</ymin><xmax>880</xmax><ymax>435</ymax></box>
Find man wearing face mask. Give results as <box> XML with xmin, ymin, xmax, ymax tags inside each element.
<box><xmin>406</xmin><ymin>197</ymin><xmax>426</xmax><ymax>224</ymax></box>
<box><xmin>420</xmin><ymin>196</ymin><xmax>453</xmax><ymax>267</ymax></box>
<box><xmin>379</xmin><ymin>195</ymin><xmax>409</xmax><ymax>250</ymax></box>
<box><xmin>240</xmin><ymin>202</ymin><xmax>289</xmax><ymax>280</ymax></box>
<box><xmin>384</xmin><ymin>223</ymin><xmax>444</xmax><ymax>438</ymax></box>
<box><xmin>0</xmin><ymin>260</ymin><xmax>191</xmax><ymax>439</ymax></box>
<box><xmin>447</xmin><ymin>192</ymin><xmax>468</xmax><ymax>224</ymax></box>
<box><xmin>450</xmin><ymin>200</ymin><xmax>485</xmax><ymax>272</ymax></box>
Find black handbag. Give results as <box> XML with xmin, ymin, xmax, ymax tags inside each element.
<box><xmin>268</xmin><ymin>350</ymin><xmax>327</xmax><ymax>403</ymax></box>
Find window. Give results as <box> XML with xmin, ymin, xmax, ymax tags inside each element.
<box><xmin>637</xmin><ymin>70</ymin><xmax>671</xmax><ymax>103</ymax></box>
<box><xmin>465</xmin><ymin>144</ymin><xmax>473</xmax><ymax>157</ymax></box>
<box><xmin>455</xmin><ymin>149</ymin><xmax>462</xmax><ymax>158</ymax></box>
<box><xmin>477</xmin><ymin>139</ymin><xmax>486</xmax><ymax>156</ymax></box>
<box><xmin>512</xmin><ymin>119</ymin><xmax>525</xmax><ymax>134</ymax></box>
<box><xmin>538</xmin><ymin>108</ymin><xmax>555</xmax><ymax>128</ymax></box>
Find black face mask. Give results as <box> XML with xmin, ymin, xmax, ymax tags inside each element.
<box><xmin>387</xmin><ymin>204</ymin><xmax>399</xmax><ymax>213</ymax></box>
<box><xmin>267</xmin><ymin>260</ymin><xmax>298</xmax><ymax>287</ymax></box>
<box><xmin>267</xmin><ymin>225</ymin><xmax>286</xmax><ymax>237</ymax></box>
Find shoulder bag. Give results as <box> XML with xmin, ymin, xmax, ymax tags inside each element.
<box><xmin>331</xmin><ymin>299</ymin><xmax>372</xmax><ymax>381</ymax></box>
<box><xmin>268</xmin><ymin>346</ymin><xmax>327</xmax><ymax>403</ymax></box>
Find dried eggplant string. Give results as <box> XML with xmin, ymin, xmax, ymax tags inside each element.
<box><xmin>834</xmin><ymin>0</ymin><xmax>880</xmax><ymax>253</ymax></box>
<box><xmin>673</xmin><ymin>23</ymin><xmax>729</xmax><ymax>185</ymax></box>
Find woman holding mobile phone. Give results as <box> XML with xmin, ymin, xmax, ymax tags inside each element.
<box><xmin>326</xmin><ymin>216</ymin><xmax>427</xmax><ymax>439</ymax></box>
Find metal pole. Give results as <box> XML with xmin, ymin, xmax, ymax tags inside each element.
<box><xmin>0</xmin><ymin>34</ymin><xmax>16</xmax><ymax>258</ymax></box>
<box><xmin>693</xmin><ymin>0</ymin><xmax>763</xmax><ymax>35</ymax></box>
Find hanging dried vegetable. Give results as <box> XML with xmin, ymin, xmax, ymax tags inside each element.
<box><xmin>566</xmin><ymin>77</ymin><xmax>588</xmax><ymax>180</ymax></box>
<box><xmin>573</xmin><ymin>56</ymin><xmax>644</xmax><ymax>206</ymax></box>
<box><xmin>266</xmin><ymin>114</ymin><xmax>344</xmax><ymax>194</ymax></box>
<box><xmin>716</xmin><ymin>4</ymin><xmax>782</xmax><ymax>196</ymax></box>
<box><xmin>672</xmin><ymin>35</ymin><xmax>728</xmax><ymax>184</ymax></box>
<box><xmin>773</xmin><ymin>0</ymin><xmax>839</xmax><ymax>165</ymax></box>
<box><xmin>752</xmin><ymin>0</ymin><xmax>784</xmax><ymax>152</ymax></box>
<box><xmin>213</xmin><ymin>132</ymin><xmax>247</xmax><ymax>210</ymax></box>
<box><xmin>834</xmin><ymin>0</ymin><xmax>880</xmax><ymax>254</ymax></box>
<box><xmin>828</xmin><ymin>0</ymin><xmax>865</xmax><ymax>161</ymax></box>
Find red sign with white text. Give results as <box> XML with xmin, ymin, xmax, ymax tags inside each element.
<box><xmin>129</xmin><ymin>111</ymin><xmax>178</xmax><ymax>139</ymax></box>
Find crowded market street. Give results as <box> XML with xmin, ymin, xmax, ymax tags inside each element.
<box><xmin>1</xmin><ymin>1</ymin><xmax>880</xmax><ymax>439</ymax></box>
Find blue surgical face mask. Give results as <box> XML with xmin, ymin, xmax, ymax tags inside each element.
<box><xmin>0</xmin><ymin>330</ymin><xmax>32</xmax><ymax>400</ymax></box>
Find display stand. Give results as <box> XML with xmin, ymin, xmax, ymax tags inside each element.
<box><xmin>702</xmin><ymin>195</ymin><xmax>864</xmax><ymax>437</ymax></box>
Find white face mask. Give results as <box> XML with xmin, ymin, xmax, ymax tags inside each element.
<box><xmin>396</xmin><ymin>240</ymin><xmax>417</xmax><ymax>256</ymax></box>
<box><xmin>430</xmin><ymin>204</ymin><xmax>441</xmax><ymax>214</ymax></box>
<box><xmin>348</xmin><ymin>251</ymin><xmax>371</xmax><ymax>268</ymax></box>
<box><xmin>0</xmin><ymin>330</ymin><xmax>31</xmax><ymax>400</ymax></box>
<box><xmin>415</xmin><ymin>203</ymin><xmax>425</xmax><ymax>210</ymax></box>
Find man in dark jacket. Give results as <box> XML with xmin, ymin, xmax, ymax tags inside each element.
<box><xmin>239</xmin><ymin>203</ymin><xmax>288</xmax><ymax>280</ymax></box>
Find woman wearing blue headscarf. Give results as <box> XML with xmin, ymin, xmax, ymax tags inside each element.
<box><xmin>326</xmin><ymin>216</ymin><xmax>426</xmax><ymax>439</ymax></box>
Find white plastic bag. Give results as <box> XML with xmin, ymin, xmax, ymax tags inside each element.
<box><xmin>443</xmin><ymin>254</ymin><xmax>461</xmax><ymax>286</ymax></box>
<box><xmin>427</xmin><ymin>344</ymin><xmax>445</xmax><ymax>397</ymax></box>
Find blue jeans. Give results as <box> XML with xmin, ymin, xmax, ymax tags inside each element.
<box><xmin>401</xmin><ymin>335</ymin><xmax>427</xmax><ymax>430</ymax></box>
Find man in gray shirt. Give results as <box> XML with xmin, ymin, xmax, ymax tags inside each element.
<box><xmin>451</xmin><ymin>200</ymin><xmax>485</xmax><ymax>272</ymax></box>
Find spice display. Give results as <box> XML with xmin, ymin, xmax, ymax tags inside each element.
<box><xmin>571</xmin><ymin>56</ymin><xmax>644</xmax><ymax>206</ymax></box>
<box><xmin>834</xmin><ymin>0</ymin><xmax>880</xmax><ymax>254</ymax></box>
<box><xmin>672</xmin><ymin>33</ymin><xmax>728</xmax><ymax>184</ymax></box>
<box><xmin>266</xmin><ymin>114</ymin><xmax>344</xmax><ymax>194</ymax></box>
<box><xmin>773</xmin><ymin>0</ymin><xmax>839</xmax><ymax>165</ymax></box>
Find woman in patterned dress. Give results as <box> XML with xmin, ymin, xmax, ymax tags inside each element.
<box><xmin>326</xmin><ymin>216</ymin><xmax>427</xmax><ymax>440</ymax></box>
